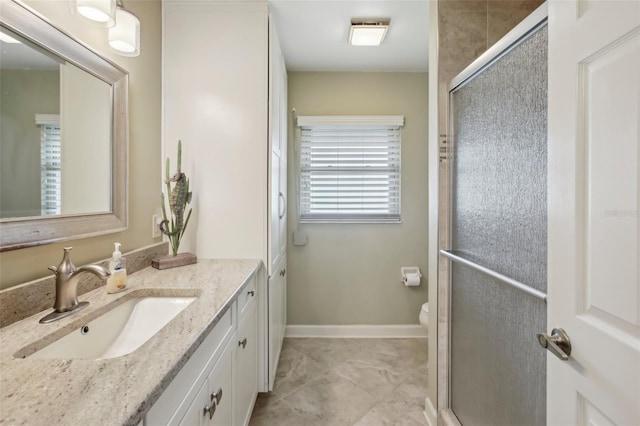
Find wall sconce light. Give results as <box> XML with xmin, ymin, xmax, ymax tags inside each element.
<box><xmin>73</xmin><ymin>0</ymin><xmax>116</xmax><ymax>27</ymax></box>
<box><xmin>108</xmin><ymin>3</ymin><xmax>140</xmax><ymax>57</ymax></box>
<box><xmin>72</xmin><ymin>0</ymin><xmax>140</xmax><ymax>56</ymax></box>
<box><xmin>349</xmin><ymin>19</ymin><xmax>390</xmax><ymax>46</ymax></box>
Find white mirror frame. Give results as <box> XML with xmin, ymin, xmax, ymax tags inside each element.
<box><xmin>0</xmin><ymin>1</ymin><xmax>128</xmax><ymax>251</ymax></box>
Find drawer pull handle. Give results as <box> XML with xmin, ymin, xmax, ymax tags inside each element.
<box><xmin>239</xmin><ymin>337</ymin><xmax>247</xmax><ymax>349</ymax></box>
<box><xmin>212</xmin><ymin>388</ymin><xmax>223</xmax><ymax>405</ymax></box>
<box><xmin>204</xmin><ymin>388</ymin><xmax>223</xmax><ymax>420</ymax></box>
<box><xmin>279</xmin><ymin>268</ymin><xmax>286</xmax><ymax>277</ymax></box>
<box><xmin>248</xmin><ymin>290</ymin><xmax>255</xmax><ymax>297</ymax></box>
<box><xmin>203</xmin><ymin>401</ymin><xmax>216</xmax><ymax>420</ymax></box>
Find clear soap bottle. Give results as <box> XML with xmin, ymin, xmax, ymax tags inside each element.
<box><xmin>107</xmin><ymin>242</ymin><xmax>127</xmax><ymax>293</ymax></box>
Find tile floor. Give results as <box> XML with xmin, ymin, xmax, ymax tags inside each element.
<box><xmin>249</xmin><ymin>338</ymin><xmax>429</xmax><ymax>426</ymax></box>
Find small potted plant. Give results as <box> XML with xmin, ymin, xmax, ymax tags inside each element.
<box><xmin>152</xmin><ymin>140</ymin><xmax>197</xmax><ymax>269</ymax></box>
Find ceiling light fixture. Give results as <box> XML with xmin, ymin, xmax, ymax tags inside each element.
<box><xmin>108</xmin><ymin>3</ymin><xmax>140</xmax><ymax>57</ymax></box>
<box><xmin>73</xmin><ymin>0</ymin><xmax>116</xmax><ymax>27</ymax></box>
<box><xmin>349</xmin><ymin>19</ymin><xmax>390</xmax><ymax>46</ymax></box>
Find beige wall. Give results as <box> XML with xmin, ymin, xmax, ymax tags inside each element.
<box><xmin>0</xmin><ymin>69</ymin><xmax>59</xmax><ymax>217</ymax></box>
<box><xmin>0</xmin><ymin>0</ymin><xmax>162</xmax><ymax>290</ymax></box>
<box><xmin>287</xmin><ymin>72</ymin><xmax>429</xmax><ymax>325</ymax></box>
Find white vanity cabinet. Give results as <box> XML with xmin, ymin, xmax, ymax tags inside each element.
<box><xmin>163</xmin><ymin>0</ymin><xmax>288</xmax><ymax>394</ymax></box>
<box><xmin>144</xmin><ymin>277</ymin><xmax>259</xmax><ymax>426</ymax></box>
<box><xmin>267</xmin><ymin>11</ymin><xmax>288</xmax><ymax>391</ymax></box>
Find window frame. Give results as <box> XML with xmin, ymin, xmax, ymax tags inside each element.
<box><xmin>297</xmin><ymin>115</ymin><xmax>404</xmax><ymax>224</ymax></box>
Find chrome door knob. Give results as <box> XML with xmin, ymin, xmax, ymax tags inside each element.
<box><xmin>537</xmin><ymin>328</ymin><xmax>571</xmax><ymax>361</ymax></box>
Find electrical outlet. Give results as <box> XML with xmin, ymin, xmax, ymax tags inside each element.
<box><xmin>152</xmin><ymin>214</ymin><xmax>162</xmax><ymax>238</ymax></box>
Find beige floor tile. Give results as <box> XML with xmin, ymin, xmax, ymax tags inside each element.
<box><xmin>250</xmin><ymin>338</ymin><xmax>429</xmax><ymax>426</ymax></box>
<box><xmin>334</xmin><ymin>358</ymin><xmax>408</xmax><ymax>397</ymax></box>
<box><xmin>417</xmin><ymin>361</ymin><xmax>429</xmax><ymax>376</ymax></box>
<box><xmin>283</xmin><ymin>370</ymin><xmax>376</xmax><ymax>426</ymax></box>
<box><xmin>350</xmin><ymin>338</ymin><xmax>428</xmax><ymax>371</ymax></box>
<box><xmin>250</xmin><ymin>398</ymin><xmax>311</xmax><ymax>426</ymax></box>
<box><xmin>353</xmin><ymin>398</ymin><xmax>426</xmax><ymax>426</ymax></box>
<box><xmin>272</xmin><ymin>345</ymin><xmax>328</xmax><ymax>398</ymax></box>
<box><xmin>252</xmin><ymin>392</ymin><xmax>281</xmax><ymax>415</ymax></box>
<box><xmin>395</xmin><ymin>371</ymin><xmax>429</xmax><ymax>400</ymax></box>
<box><xmin>392</xmin><ymin>372</ymin><xmax>430</xmax><ymax>425</ymax></box>
<box><xmin>289</xmin><ymin>338</ymin><xmax>364</xmax><ymax>366</ymax></box>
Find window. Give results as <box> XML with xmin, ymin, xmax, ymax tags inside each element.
<box><xmin>36</xmin><ymin>114</ymin><xmax>61</xmax><ymax>216</ymax></box>
<box><xmin>297</xmin><ymin>116</ymin><xmax>403</xmax><ymax>223</ymax></box>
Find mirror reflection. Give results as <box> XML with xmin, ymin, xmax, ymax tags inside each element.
<box><xmin>0</xmin><ymin>27</ymin><xmax>112</xmax><ymax>219</ymax></box>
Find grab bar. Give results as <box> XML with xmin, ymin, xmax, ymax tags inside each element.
<box><xmin>439</xmin><ymin>249</ymin><xmax>548</xmax><ymax>303</ymax></box>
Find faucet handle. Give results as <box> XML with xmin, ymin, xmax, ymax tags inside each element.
<box><xmin>48</xmin><ymin>266</ymin><xmax>58</xmax><ymax>273</ymax></box>
<box><xmin>56</xmin><ymin>246</ymin><xmax>76</xmax><ymax>274</ymax></box>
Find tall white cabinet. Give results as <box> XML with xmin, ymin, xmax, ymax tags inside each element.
<box><xmin>267</xmin><ymin>20</ymin><xmax>288</xmax><ymax>391</ymax></box>
<box><xmin>163</xmin><ymin>0</ymin><xmax>287</xmax><ymax>395</ymax></box>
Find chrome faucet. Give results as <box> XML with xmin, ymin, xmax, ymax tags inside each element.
<box><xmin>40</xmin><ymin>247</ymin><xmax>110</xmax><ymax>324</ymax></box>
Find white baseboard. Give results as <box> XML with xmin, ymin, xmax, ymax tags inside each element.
<box><xmin>285</xmin><ymin>324</ymin><xmax>427</xmax><ymax>338</ymax></box>
<box><xmin>424</xmin><ymin>396</ymin><xmax>437</xmax><ymax>426</ymax></box>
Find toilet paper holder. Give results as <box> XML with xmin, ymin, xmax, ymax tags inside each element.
<box><xmin>401</xmin><ymin>267</ymin><xmax>422</xmax><ymax>286</ymax></box>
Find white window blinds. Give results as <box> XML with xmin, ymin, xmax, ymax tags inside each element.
<box><xmin>298</xmin><ymin>116</ymin><xmax>403</xmax><ymax>223</ymax></box>
<box><xmin>37</xmin><ymin>115</ymin><xmax>61</xmax><ymax>216</ymax></box>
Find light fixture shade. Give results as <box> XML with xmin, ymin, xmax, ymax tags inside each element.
<box><xmin>108</xmin><ymin>7</ymin><xmax>140</xmax><ymax>57</ymax></box>
<box><xmin>74</xmin><ymin>0</ymin><xmax>116</xmax><ymax>27</ymax></box>
<box><xmin>349</xmin><ymin>19</ymin><xmax>390</xmax><ymax>46</ymax></box>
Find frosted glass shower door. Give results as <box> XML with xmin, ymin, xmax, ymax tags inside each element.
<box><xmin>446</xmin><ymin>20</ymin><xmax>548</xmax><ymax>426</ymax></box>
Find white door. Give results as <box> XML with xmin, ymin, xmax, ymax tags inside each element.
<box><xmin>547</xmin><ymin>0</ymin><xmax>640</xmax><ymax>424</ymax></box>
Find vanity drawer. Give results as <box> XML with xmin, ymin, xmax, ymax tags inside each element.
<box><xmin>237</xmin><ymin>276</ymin><xmax>257</xmax><ymax>319</ymax></box>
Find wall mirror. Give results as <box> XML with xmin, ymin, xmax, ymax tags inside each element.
<box><xmin>0</xmin><ymin>1</ymin><xmax>128</xmax><ymax>251</ymax></box>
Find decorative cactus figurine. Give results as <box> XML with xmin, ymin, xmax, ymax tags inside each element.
<box><xmin>160</xmin><ymin>140</ymin><xmax>193</xmax><ymax>257</ymax></box>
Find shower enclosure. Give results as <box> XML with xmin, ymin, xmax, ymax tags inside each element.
<box><xmin>441</xmin><ymin>8</ymin><xmax>548</xmax><ymax>425</ymax></box>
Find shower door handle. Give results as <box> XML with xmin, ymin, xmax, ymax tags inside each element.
<box><xmin>537</xmin><ymin>328</ymin><xmax>571</xmax><ymax>361</ymax></box>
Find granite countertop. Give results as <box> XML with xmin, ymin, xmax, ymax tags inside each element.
<box><xmin>0</xmin><ymin>259</ymin><xmax>262</xmax><ymax>426</ymax></box>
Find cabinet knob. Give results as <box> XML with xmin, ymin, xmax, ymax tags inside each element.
<box><xmin>248</xmin><ymin>290</ymin><xmax>255</xmax><ymax>297</ymax></box>
<box><xmin>279</xmin><ymin>268</ymin><xmax>286</xmax><ymax>277</ymax></box>
<box><xmin>239</xmin><ymin>337</ymin><xmax>247</xmax><ymax>349</ymax></box>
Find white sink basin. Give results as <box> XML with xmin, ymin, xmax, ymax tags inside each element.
<box><xmin>28</xmin><ymin>297</ymin><xmax>196</xmax><ymax>359</ymax></box>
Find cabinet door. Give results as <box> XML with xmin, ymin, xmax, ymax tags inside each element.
<box><xmin>235</xmin><ymin>301</ymin><xmax>258</xmax><ymax>426</ymax></box>
<box><xmin>208</xmin><ymin>343</ymin><xmax>234</xmax><ymax>426</ymax></box>
<box><xmin>268</xmin><ymin>255</ymin><xmax>286</xmax><ymax>389</ymax></box>
<box><xmin>179</xmin><ymin>379</ymin><xmax>209</xmax><ymax>426</ymax></box>
<box><xmin>179</xmin><ymin>343</ymin><xmax>234</xmax><ymax>426</ymax></box>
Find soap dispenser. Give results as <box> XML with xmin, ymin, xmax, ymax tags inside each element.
<box><xmin>106</xmin><ymin>242</ymin><xmax>127</xmax><ymax>293</ymax></box>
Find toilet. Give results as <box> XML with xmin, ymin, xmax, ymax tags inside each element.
<box><xmin>419</xmin><ymin>302</ymin><xmax>429</xmax><ymax>329</ymax></box>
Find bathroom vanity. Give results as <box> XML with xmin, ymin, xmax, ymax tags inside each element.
<box><xmin>0</xmin><ymin>259</ymin><xmax>262</xmax><ymax>425</ymax></box>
